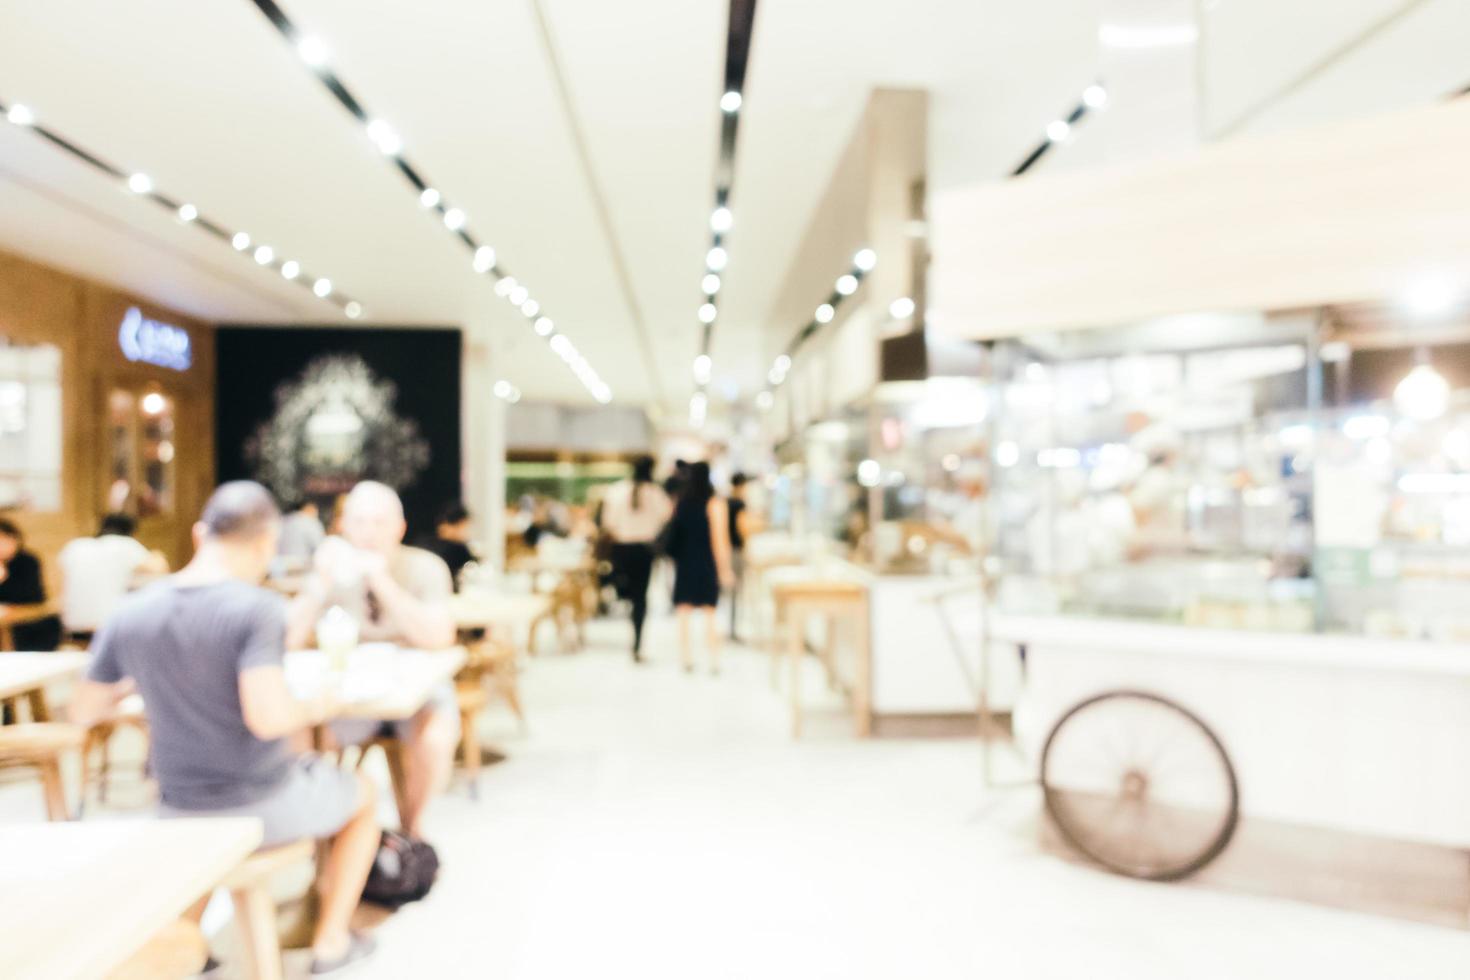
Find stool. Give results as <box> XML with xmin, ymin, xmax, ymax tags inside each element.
<box><xmin>221</xmin><ymin>839</ymin><xmax>317</xmax><ymax>980</ymax></box>
<box><xmin>771</xmin><ymin>581</ymin><xmax>871</xmax><ymax>738</ymax></box>
<box><xmin>0</xmin><ymin>722</ymin><xmax>85</xmax><ymax>819</ymax></box>
<box><xmin>107</xmin><ymin>919</ymin><xmax>209</xmax><ymax>980</ymax></box>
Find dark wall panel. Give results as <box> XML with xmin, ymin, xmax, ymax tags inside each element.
<box><xmin>215</xmin><ymin>326</ymin><xmax>461</xmax><ymax>538</ymax></box>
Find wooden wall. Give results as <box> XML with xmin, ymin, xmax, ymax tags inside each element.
<box><xmin>0</xmin><ymin>248</ymin><xmax>216</xmax><ymax>577</ymax></box>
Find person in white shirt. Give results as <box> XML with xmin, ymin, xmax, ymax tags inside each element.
<box><xmin>58</xmin><ymin>513</ymin><xmax>169</xmax><ymax>640</ymax></box>
<box><xmin>599</xmin><ymin>455</ymin><xmax>672</xmax><ymax>662</ymax></box>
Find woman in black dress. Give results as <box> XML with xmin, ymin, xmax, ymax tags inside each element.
<box><xmin>664</xmin><ymin>462</ymin><xmax>732</xmax><ymax>673</ymax></box>
<box><xmin>0</xmin><ymin>517</ymin><xmax>62</xmax><ymax>650</ymax></box>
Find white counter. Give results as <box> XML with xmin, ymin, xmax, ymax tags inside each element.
<box><xmin>994</xmin><ymin>613</ymin><xmax>1470</xmax><ymax>849</ymax></box>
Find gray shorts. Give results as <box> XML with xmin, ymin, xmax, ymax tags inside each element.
<box><xmin>159</xmin><ymin>755</ymin><xmax>362</xmax><ymax>848</ymax></box>
<box><xmin>328</xmin><ymin>681</ymin><xmax>458</xmax><ymax>747</ymax></box>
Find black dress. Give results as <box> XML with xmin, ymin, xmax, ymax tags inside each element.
<box><xmin>667</xmin><ymin>496</ymin><xmax>719</xmax><ymax>608</ymax></box>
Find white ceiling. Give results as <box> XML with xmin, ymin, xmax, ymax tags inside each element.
<box><xmin>0</xmin><ymin>0</ymin><xmax>1464</xmax><ymax>411</ymax></box>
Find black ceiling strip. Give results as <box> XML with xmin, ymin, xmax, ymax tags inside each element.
<box><xmin>0</xmin><ymin>98</ymin><xmax>356</xmax><ymax>310</ymax></box>
<box><xmin>245</xmin><ymin>0</ymin><xmax>618</xmax><ymax>399</ymax></box>
<box><xmin>695</xmin><ymin>0</ymin><xmax>759</xmax><ymax>384</ymax></box>
<box><xmin>1011</xmin><ymin>95</ymin><xmax>1094</xmax><ymax>177</ymax></box>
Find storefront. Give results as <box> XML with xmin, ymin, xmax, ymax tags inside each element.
<box><xmin>0</xmin><ymin>248</ymin><xmax>216</xmax><ymax>571</ymax></box>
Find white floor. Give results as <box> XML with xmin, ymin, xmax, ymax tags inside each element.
<box><xmin>7</xmin><ymin>615</ymin><xmax>1470</xmax><ymax>978</ymax></box>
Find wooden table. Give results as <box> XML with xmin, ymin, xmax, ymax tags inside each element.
<box><xmin>0</xmin><ymin>652</ymin><xmax>90</xmax><ymax>723</ymax></box>
<box><xmin>0</xmin><ymin>602</ymin><xmax>58</xmax><ymax>651</ymax></box>
<box><xmin>448</xmin><ymin>591</ymin><xmax>551</xmax><ymax>637</ymax></box>
<box><xmin>0</xmin><ymin>818</ymin><xmax>263</xmax><ymax>980</ymax></box>
<box><xmin>771</xmin><ymin>579</ymin><xmax>872</xmax><ymax>738</ymax></box>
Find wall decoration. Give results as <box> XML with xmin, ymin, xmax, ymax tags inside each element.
<box><xmin>245</xmin><ymin>354</ymin><xmax>430</xmax><ymax>501</ymax></box>
<box><xmin>216</xmin><ymin>326</ymin><xmax>461</xmax><ymax>536</ymax></box>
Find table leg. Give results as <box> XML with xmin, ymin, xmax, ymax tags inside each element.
<box><xmin>823</xmin><ymin>613</ymin><xmax>840</xmax><ymax>692</ymax></box>
<box><xmin>25</xmin><ymin>689</ymin><xmax>49</xmax><ymax>723</ymax></box>
<box><xmin>788</xmin><ymin>608</ymin><xmax>803</xmax><ymax>738</ymax></box>
<box><xmin>770</xmin><ymin>597</ymin><xmax>785</xmax><ymax>690</ymax></box>
<box><xmin>0</xmin><ymin>624</ymin><xmax>13</xmax><ymax>652</ymax></box>
<box><xmin>854</xmin><ymin>600</ymin><xmax>872</xmax><ymax>738</ymax></box>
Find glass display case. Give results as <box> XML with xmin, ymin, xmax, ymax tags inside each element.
<box><xmin>989</xmin><ymin>313</ymin><xmax>1316</xmax><ymax>628</ymax></box>
<box><xmin>106</xmin><ymin>388</ymin><xmax>176</xmax><ymax>516</ymax></box>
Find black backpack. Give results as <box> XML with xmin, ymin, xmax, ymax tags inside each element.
<box><xmin>361</xmin><ymin>831</ymin><xmax>439</xmax><ymax>909</ymax></box>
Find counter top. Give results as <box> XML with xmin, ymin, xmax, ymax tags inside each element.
<box><xmin>990</xmin><ymin>613</ymin><xmax>1470</xmax><ymax>677</ymax></box>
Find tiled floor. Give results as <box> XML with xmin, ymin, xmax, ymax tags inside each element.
<box><xmin>6</xmin><ymin>615</ymin><xmax>1470</xmax><ymax>978</ymax></box>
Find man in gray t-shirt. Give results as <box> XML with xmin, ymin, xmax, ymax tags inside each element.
<box><xmin>69</xmin><ymin>482</ymin><xmax>382</xmax><ymax>974</ymax></box>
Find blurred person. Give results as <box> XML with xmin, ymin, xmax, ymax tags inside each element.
<box><xmin>663</xmin><ymin>462</ymin><xmax>733</xmax><ymax>674</ymax></box>
<box><xmin>277</xmin><ymin>498</ymin><xmax>325</xmax><ymax>568</ymax></box>
<box><xmin>57</xmin><ymin>512</ymin><xmax>169</xmax><ymax>643</ymax></box>
<box><xmin>663</xmin><ymin>459</ymin><xmax>691</xmax><ymax>499</ymax></box>
<box><xmin>522</xmin><ymin>497</ymin><xmax>564</xmax><ymax>549</ymax></box>
<box><xmin>68</xmin><ymin>482</ymin><xmax>381</xmax><ymax>974</ymax></box>
<box><xmin>601</xmin><ymin>455</ymin><xmax>672</xmax><ymax>662</ymax></box>
<box><xmin>0</xmin><ymin>517</ymin><xmax>62</xmax><ymax>650</ymax></box>
<box><xmin>286</xmin><ymin>481</ymin><xmax>458</xmax><ymax>840</ymax></box>
<box><xmin>418</xmin><ymin>500</ymin><xmax>477</xmax><ymax>588</ymax></box>
<box><xmin>726</xmin><ymin>473</ymin><xmax>755</xmax><ymax>641</ymax></box>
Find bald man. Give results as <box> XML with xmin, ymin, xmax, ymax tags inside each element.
<box><xmin>287</xmin><ymin>481</ymin><xmax>458</xmax><ymax>839</ymax></box>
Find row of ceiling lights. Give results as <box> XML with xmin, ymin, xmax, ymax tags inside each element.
<box><xmin>1013</xmin><ymin>83</ymin><xmax>1109</xmax><ymax>176</ymax></box>
<box><xmin>689</xmin><ymin>87</ymin><xmax>745</xmax><ymax>428</ymax></box>
<box><xmin>2</xmin><ymin>100</ymin><xmax>361</xmax><ymax>317</ymax></box>
<box><xmin>756</xmin><ymin>248</ymin><xmax>876</xmax><ymax>409</ymax></box>
<box><xmin>250</xmin><ymin>0</ymin><xmax>611</xmax><ymax>403</ymax></box>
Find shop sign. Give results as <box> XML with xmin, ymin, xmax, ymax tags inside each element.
<box><xmin>118</xmin><ymin>306</ymin><xmax>191</xmax><ymax>371</ymax></box>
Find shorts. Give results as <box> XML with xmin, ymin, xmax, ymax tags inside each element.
<box><xmin>328</xmin><ymin>682</ymin><xmax>458</xmax><ymax>747</ymax></box>
<box><xmin>159</xmin><ymin>755</ymin><xmax>362</xmax><ymax>849</ymax></box>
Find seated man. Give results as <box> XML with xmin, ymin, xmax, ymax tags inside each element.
<box><xmin>57</xmin><ymin>512</ymin><xmax>169</xmax><ymax>643</ymax></box>
<box><xmin>68</xmin><ymin>482</ymin><xmax>380</xmax><ymax>974</ymax></box>
<box><xmin>287</xmin><ymin>481</ymin><xmax>458</xmax><ymax>840</ymax></box>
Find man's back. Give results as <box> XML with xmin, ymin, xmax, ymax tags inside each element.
<box><xmin>59</xmin><ymin>534</ymin><xmax>150</xmax><ymax>632</ymax></box>
<box><xmin>88</xmin><ymin>579</ymin><xmax>293</xmax><ymax>809</ymax></box>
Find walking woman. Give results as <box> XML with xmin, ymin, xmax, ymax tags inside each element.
<box><xmin>601</xmin><ymin>455</ymin><xmax>672</xmax><ymax>662</ymax></box>
<box><xmin>664</xmin><ymin>461</ymin><xmax>733</xmax><ymax>674</ymax></box>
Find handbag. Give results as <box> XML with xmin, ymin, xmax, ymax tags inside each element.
<box><xmin>361</xmin><ymin>831</ymin><xmax>440</xmax><ymax>909</ymax></box>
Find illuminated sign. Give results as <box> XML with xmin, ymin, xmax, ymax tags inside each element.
<box><xmin>118</xmin><ymin>307</ymin><xmax>191</xmax><ymax>371</ymax></box>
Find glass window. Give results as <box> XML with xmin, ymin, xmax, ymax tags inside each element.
<box><xmin>105</xmin><ymin>388</ymin><xmax>175</xmax><ymax>516</ymax></box>
<box><xmin>0</xmin><ymin>341</ymin><xmax>63</xmax><ymax>511</ymax></box>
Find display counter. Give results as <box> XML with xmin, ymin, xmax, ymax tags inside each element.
<box><xmin>994</xmin><ymin>612</ymin><xmax>1470</xmax><ymax>849</ymax></box>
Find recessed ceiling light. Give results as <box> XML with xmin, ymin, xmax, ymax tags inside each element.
<box><xmin>1083</xmin><ymin>84</ymin><xmax>1108</xmax><ymax>108</ymax></box>
<box><xmin>815</xmin><ymin>303</ymin><xmax>834</xmax><ymax>323</ymax></box>
<box><xmin>443</xmin><ymin>208</ymin><xmax>466</xmax><ymax>230</ymax></box>
<box><xmin>254</xmin><ymin>245</ymin><xmax>274</xmax><ymax>266</ymax></box>
<box><xmin>774</xmin><ymin>355</ymin><xmax>791</xmax><ymax>373</ymax></box>
<box><xmin>473</xmin><ymin>246</ymin><xmax>495</xmax><ymax>273</ymax></box>
<box><xmin>706</xmin><ymin>246</ymin><xmax>728</xmax><ymax>272</ymax></box>
<box><xmin>702</xmin><ymin>274</ymin><xmax>721</xmax><ymax>295</ymax></box>
<box><xmin>366</xmin><ymin>119</ymin><xmax>401</xmax><ymax>156</ymax></box>
<box><xmin>313</xmin><ymin>278</ymin><xmax>333</xmax><ymax>298</ymax></box>
<box><xmin>344</xmin><ymin>301</ymin><xmax>363</xmax><ymax>319</ymax></box>
<box><xmin>710</xmin><ymin>207</ymin><xmax>733</xmax><ymax>233</ymax></box>
<box><xmin>297</xmin><ymin>35</ymin><xmax>330</xmax><ymax>67</ymax></box>
<box><xmin>720</xmin><ymin>91</ymin><xmax>742</xmax><ymax>113</ymax></box>
<box><xmin>420</xmin><ymin>188</ymin><xmax>441</xmax><ymax>208</ymax></box>
<box><xmin>127</xmin><ymin>173</ymin><xmax>152</xmax><ymax>194</ymax></box>
<box><xmin>1046</xmin><ymin>120</ymin><xmax>1071</xmax><ymax>142</ymax></box>
<box><xmin>494</xmin><ymin>276</ymin><xmax>516</xmax><ymax>297</ymax></box>
<box><xmin>177</xmin><ymin>204</ymin><xmax>197</xmax><ymax>222</ymax></box>
<box><xmin>509</xmin><ymin>286</ymin><xmax>529</xmax><ymax>306</ymax></box>
<box><xmin>5</xmin><ymin>104</ymin><xmax>35</xmax><ymax>126</ymax></box>
<box><xmin>852</xmin><ymin>248</ymin><xmax>877</xmax><ymax>272</ymax></box>
<box><xmin>232</xmin><ymin>232</ymin><xmax>251</xmax><ymax>251</ymax></box>
<box><xmin>534</xmin><ymin>317</ymin><xmax>554</xmax><ymax>336</ymax></box>
<box><xmin>889</xmin><ymin>297</ymin><xmax>916</xmax><ymax>319</ymax></box>
<box><xmin>521</xmin><ymin>299</ymin><xmax>540</xmax><ymax>317</ymax></box>
<box><xmin>835</xmin><ymin>274</ymin><xmax>858</xmax><ymax>296</ymax></box>
<box><xmin>280</xmin><ymin>260</ymin><xmax>300</xmax><ymax>280</ymax></box>
<box><xmin>698</xmin><ymin>303</ymin><xmax>717</xmax><ymax>324</ymax></box>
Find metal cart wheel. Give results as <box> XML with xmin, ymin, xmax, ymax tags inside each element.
<box><xmin>1040</xmin><ymin>690</ymin><xmax>1239</xmax><ymax>881</ymax></box>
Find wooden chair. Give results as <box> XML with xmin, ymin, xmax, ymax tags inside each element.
<box><xmin>107</xmin><ymin>919</ymin><xmax>209</xmax><ymax>980</ymax></box>
<box><xmin>221</xmin><ymin>839</ymin><xmax>317</xmax><ymax>980</ymax></box>
<box><xmin>455</xmin><ymin>680</ymin><xmax>489</xmax><ymax>798</ymax></box>
<box><xmin>82</xmin><ymin>697</ymin><xmax>150</xmax><ymax>805</ymax></box>
<box><xmin>0</xmin><ymin>722</ymin><xmax>85</xmax><ymax>820</ymax></box>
